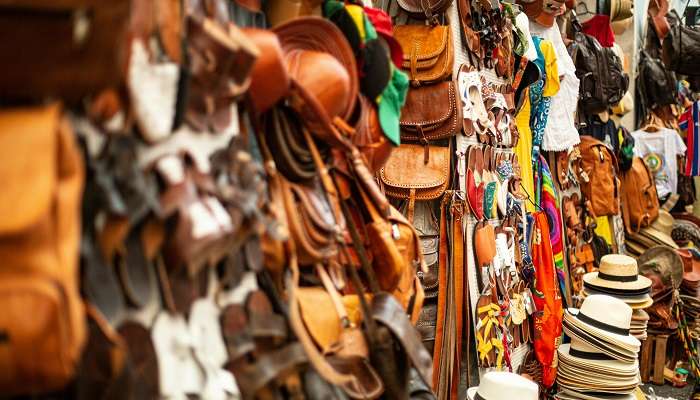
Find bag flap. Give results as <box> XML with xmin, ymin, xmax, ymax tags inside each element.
<box><xmin>0</xmin><ymin>103</ymin><xmax>59</xmax><ymax>234</ymax></box>
<box><xmin>399</xmin><ymin>82</ymin><xmax>455</xmax><ymax>128</ymax></box>
<box><xmin>297</xmin><ymin>288</ymin><xmax>362</xmax><ymax>353</ymax></box>
<box><xmin>380</xmin><ymin>144</ymin><xmax>449</xmax><ymax>191</ymax></box>
<box><xmin>393</xmin><ymin>25</ymin><xmax>449</xmax><ymax>63</ymax></box>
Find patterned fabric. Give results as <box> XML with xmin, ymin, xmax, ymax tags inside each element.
<box><xmin>535</xmin><ymin>155</ymin><xmax>566</xmax><ymax>307</ymax></box>
<box><xmin>531</xmin><ymin>211</ymin><xmax>563</xmax><ymax>388</ymax></box>
<box><xmin>529</xmin><ymin>37</ymin><xmax>553</xmax><ymax>162</ymax></box>
<box><xmin>680</xmin><ymin>101</ymin><xmax>700</xmax><ymax>176</ymax></box>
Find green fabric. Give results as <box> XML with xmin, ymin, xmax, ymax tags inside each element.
<box><xmin>323</xmin><ymin>0</ymin><xmax>344</xmax><ymax>18</ymax></box>
<box><xmin>377</xmin><ymin>66</ymin><xmax>408</xmax><ymax>146</ymax></box>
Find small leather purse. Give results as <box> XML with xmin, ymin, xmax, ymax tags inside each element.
<box><xmin>400</xmin><ymin>81</ymin><xmax>461</xmax><ymax>146</ymax></box>
<box><xmin>380</xmin><ymin>144</ymin><xmax>450</xmax><ymax>222</ymax></box>
<box><xmin>393</xmin><ymin>24</ymin><xmax>453</xmax><ymax>85</ymax></box>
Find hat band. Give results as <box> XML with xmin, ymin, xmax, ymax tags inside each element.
<box><xmin>475</xmin><ymin>393</ymin><xmax>487</xmax><ymax>400</ymax></box>
<box><xmin>569</xmin><ymin>348</ymin><xmax>617</xmax><ymax>361</ymax></box>
<box><xmin>597</xmin><ymin>271</ymin><xmax>638</xmax><ymax>282</ymax></box>
<box><xmin>577</xmin><ymin>312</ymin><xmax>630</xmax><ymax>336</ymax></box>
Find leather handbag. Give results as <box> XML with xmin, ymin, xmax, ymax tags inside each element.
<box><xmin>380</xmin><ymin>144</ymin><xmax>450</xmax><ymax>222</ymax></box>
<box><xmin>663</xmin><ymin>10</ymin><xmax>700</xmax><ymax>76</ymax></box>
<box><xmin>396</xmin><ymin>0</ymin><xmax>451</xmax><ymax>19</ymax></box>
<box><xmin>577</xmin><ymin>135</ymin><xmax>620</xmax><ymax>217</ymax></box>
<box><xmin>393</xmin><ymin>24</ymin><xmax>453</xmax><ymax>85</ymax></box>
<box><xmin>399</xmin><ymin>81</ymin><xmax>461</xmax><ymax>144</ymax></box>
<box><xmin>0</xmin><ymin>1</ymin><xmax>131</xmax><ymax>101</ymax></box>
<box><xmin>620</xmin><ymin>157</ymin><xmax>660</xmax><ymax>234</ymax></box>
<box><xmin>0</xmin><ymin>103</ymin><xmax>86</xmax><ymax>394</ymax></box>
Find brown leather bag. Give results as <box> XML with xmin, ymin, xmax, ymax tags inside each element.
<box><xmin>393</xmin><ymin>24</ymin><xmax>453</xmax><ymax>85</ymax></box>
<box><xmin>0</xmin><ymin>1</ymin><xmax>131</xmax><ymax>101</ymax></box>
<box><xmin>379</xmin><ymin>144</ymin><xmax>450</xmax><ymax>222</ymax></box>
<box><xmin>0</xmin><ymin>103</ymin><xmax>86</xmax><ymax>394</ymax></box>
<box><xmin>577</xmin><ymin>136</ymin><xmax>620</xmax><ymax>217</ymax></box>
<box><xmin>621</xmin><ymin>157</ymin><xmax>660</xmax><ymax>234</ymax></box>
<box><xmin>399</xmin><ymin>81</ymin><xmax>461</xmax><ymax>143</ymax></box>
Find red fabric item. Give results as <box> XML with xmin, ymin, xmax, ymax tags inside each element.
<box><xmin>363</xmin><ymin>6</ymin><xmax>403</xmax><ymax>68</ymax></box>
<box><xmin>581</xmin><ymin>14</ymin><xmax>616</xmax><ymax>47</ymax></box>
<box><xmin>531</xmin><ymin>211</ymin><xmax>563</xmax><ymax>388</ymax></box>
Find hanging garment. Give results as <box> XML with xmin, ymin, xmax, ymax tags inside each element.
<box><xmin>581</xmin><ymin>14</ymin><xmax>616</xmax><ymax>47</ymax></box>
<box><xmin>530</xmin><ymin>37</ymin><xmax>558</xmax><ymax>162</ymax></box>
<box><xmin>530</xmin><ymin>22</ymin><xmax>580</xmax><ymax>152</ymax></box>
<box><xmin>631</xmin><ymin>127</ymin><xmax>687</xmax><ymax>197</ymax></box>
<box><xmin>530</xmin><ymin>211</ymin><xmax>563</xmax><ymax>388</ymax></box>
<box><xmin>535</xmin><ymin>155</ymin><xmax>566</xmax><ymax>307</ymax></box>
<box><xmin>680</xmin><ymin>101</ymin><xmax>700</xmax><ymax>176</ymax></box>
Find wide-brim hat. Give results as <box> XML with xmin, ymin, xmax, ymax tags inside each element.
<box><xmin>467</xmin><ymin>371</ymin><xmax>538</xmax><ymax>400</ymax></box>
<box><xmin>558</xmin><ymin>338</ymin><xmax>639</xmax><ymax>373</ymax></box>
<box><xmin>638</xmin><ymin>246</ymin><xmax>684</xmax><ymax>290</ymax></box>
<box><xmin>564</xmin><ymin>295</ymin><xmax>640</xmax><ymax>350</ymax></box>
<box><xmin>640</xmin><ymin>210</ymin><xmax>678</xmax><ymax>249</ymax></box>
<box><xmin>583</xmin><ymin>288</ymin><xmax>654</xmax><ymax>309</ymax></box>
<box><xmin>563</xmin><ymin>316</ymin><xmax>639</xmax><ymax>362</ymax></box>
<box><xmin>274</xmin><ymin>17</ymin><xmax>358</xmax><ymax>146</ymax></box>
<box><xmin>556</xmin><ymin>388</ymin><xmax>636</xmax><ymax>400</ymax></box>
<box><xmin>611</xmin><ymin>0</ymin><xmax>633</xmax><ymax>22</ymax></box>
<box><xmin>583</xmin><ymin>254</ymin><xmax>652</xmax><ymax>292</ymax></box>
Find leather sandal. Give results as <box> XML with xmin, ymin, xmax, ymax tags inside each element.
<box><xmin>466</xmin><ymin>146</ymin><xmax>485</xmax><ymax>220</ymax></box>
<box><xmin>475</xmin><ymin>294</ymin><xmax>504</xmax><ymax>368</ymax></box>
<box><xmin>458</xmin><ymin>65</ymin><xmax>491</xmax><ymax>138</ymax></box>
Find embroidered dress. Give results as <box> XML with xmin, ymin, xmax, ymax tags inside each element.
<box><xmin>529</xmin><ymin>38</ymin><xmax>558</xmax><ymax>162</ymax></box>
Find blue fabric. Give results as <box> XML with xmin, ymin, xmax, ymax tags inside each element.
<box><xmin>529</xmin><ymin>36</ymin><xmax>551</xmax><ymax>167</ymax></box>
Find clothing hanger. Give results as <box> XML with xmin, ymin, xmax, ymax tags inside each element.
<box><xmin>519</xmin><ymin>182</ymin><xmax>544</xmax><ymax>212</ymax></box>
<box><xmin>642</xmin><ymin>114</ymin><xmax>664</xmax><ymax>132</ymax></box>
<box><xmin>575</xmin><ymin>1</ymin><xmax>593</xmax><ymax>17</ymax></box>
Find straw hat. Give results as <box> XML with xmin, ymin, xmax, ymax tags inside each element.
<box><xmin>583</xmin><ymin>254</ymin><xmax>652</xmax><ymax>292</ymax></box>
<box><xmin>563</xmin><ymin>318</ymin><xmax>638</xmax><ymax>362</ymax></box>
<box><xmin>557</xmin><ymin>388</ymin><xmax>636</xmax><ymax>400</ymax></box>
<box><xmin>559</xmin><ymin>339</ymin><xmax>639</xmax><ymax>374</ymax></box>
<box><xmin>467</xmin><ymin>371</ymin><xmax>538</xmax><ymax>400</ymax></box>
<box><xmin>564</xmin><ymin>295</ymin><xmax>640</xmax><ymax>350</ymax></box>
<box><xmin>638</xmin><ymin>246</ymin><xmax>684</xmax><ymax>290</ymax></box>
<box><xmin>640</xmin><ymin>210</ymin><xmax>679</xmax><ymax>249</ymax></box>
<box><xmin>610</xmin><ymin>0</ymin><xmax>633</xmax><ymax>22</ymax></box>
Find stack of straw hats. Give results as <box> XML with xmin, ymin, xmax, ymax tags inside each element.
<box><xmin>558</xmin><ymin>295</ymin><xmax>641</xmax><ymax>400</ymax></box>
<box><xmin>582</xmin><ymin>254</ymin><xmax>652</xmax><ymax>340</ymax></box>
<box><xmin>679</xmin><ymin>249</ymin><xmax>700</xmax><ymax>337</ymax></box>
<box><xmin>626</xmin><ymin>210</ymin><xmax>678</xmax><ymax>256</ymax></box>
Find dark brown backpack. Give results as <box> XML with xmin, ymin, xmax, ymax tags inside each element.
<box><xmin>577</xmin><ymin>136</ymin><xmax>620</xmax><ymax>217</ymax></box>
<box><xmin>663</xmin><ymin>10</ymin><xmax>700</xmax><ymax>77</ymax></box>
<box><xmin>620</xmin><ymin>157</ymin><xmax>660</xmax><ymax>234</ymax></box>
<box><xmin>567</xmin><ymin>19</ymin><xmax>629</xmax><ymax>115</ymax></box>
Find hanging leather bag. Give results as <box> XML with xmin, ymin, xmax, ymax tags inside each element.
<box><xmin>577</xmin><ymin>136</ymin><xmax>620</xmax><ymax>217</ymax></box>
<box><xmin>663</xmin><ymin>10</ymin><xmax>700</xmax><ymax>76</ymax></box>
<box><xmin>0</xmin><ymin>103</ymin><xmax>86</xmax><ymax>394</ymax></box>
<box><xmin>620</xmin><ymin>157</ymin><xmax>660</xmax><ymax>234</ymax></box>
<box><xmin>379</xmin><ymin>144</ymin><xmax>450</xmax><ymax>223</ymax></box>
<box><xmin>393</xmin><ymin>24</ymin><xmax>453</xmax><ymax>85</ymax></box>
<box><xmin>399</xmin><ymin>81</ymin><xmax>461</xmax><ymax>144</ymax></box>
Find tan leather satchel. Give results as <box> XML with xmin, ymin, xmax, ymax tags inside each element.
<box><xmin>393</xmin><ymin>24</ymin><xmax>453</xmax><ymax>85</ymax></box>
<box><xmin>0</xmin><ymin>103</ymin><xmax>86</xmax><ymax>394</ymax></box>
<box><xmin>577</xmin><ymin>136</ymin><xmax>620</xmax><ymax>217</ymax></box>
<box><xmin>620</xmin><ymin>157</ymin><xmax>660</xmax><ymax>234</ymax></box>
<box><xmin>399</xmin><ymin>81</ymin><xmax>461</xmax><ymax>144</ymax></box>
<box><xmin>380</xmin><ymin>144</ymin><xmax>450</xmax><ymax>222</ymax></box>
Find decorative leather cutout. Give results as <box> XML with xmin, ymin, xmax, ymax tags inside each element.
<box><xmin>396</xmin><ymin>0</ymin><xmax>451</xmax><ymax>18</ymax></box>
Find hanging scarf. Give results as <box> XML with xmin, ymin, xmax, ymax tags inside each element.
<box><xmin>535</xmin><ymin>155</ymin><xmax>567</xmax><ymax>306</ymax></box>
<box><xmin>529</xmin><ymin>37</ymin><xmax>551</xmax><ymax>164</ymax></box>
<box><xmin>531</xmin><ymin>211</ymin><xmax>563</xmax><ymax>388</ymax></box>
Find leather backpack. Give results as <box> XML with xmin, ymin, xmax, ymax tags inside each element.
<box><xmin>620</xmin><ymin>157</ymin><xmax>660</xmax><ymax>234</ymax></box>
<box><xmin>0</xmin><ymin>103</ymin><xmax>86</xmax><ymax>394</ymax></box>
<box><xmin>577</xmin><ymin>136</ymin><xmax>620</xmax><ymax>217</ymax></box>
<box><xmin>637</xmin><ymin>50</ymin><xmax>677</xmax><ymax>111</ymax></box>
<box><xmin>663</xmin><ymin>10</ymin><xmax>700</xmax><ymax>76</ymax></box>
<box><xmin>568</xmin><ymin>19</ymin><xmax>628</xmax><ymax>115</ymax></box>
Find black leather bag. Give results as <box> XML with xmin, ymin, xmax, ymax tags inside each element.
<box><xmin>637</xmin><ymin>50</ymin><xmax>677</xmax><ymax>110</ymax></box>
<box><xmin>568</xmin><ymin>19</ymin><xmax>628</xmax><ymax>114</ymax></box>
<box><xmin>663</xmin><ymin>10</ymin><xmax>700</xmax><ymax>76</ymax></box>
